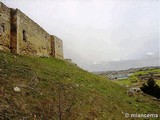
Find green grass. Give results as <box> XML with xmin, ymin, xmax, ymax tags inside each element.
<box><xmin>156</xmin><ymin>80</ymin><xmax>160</xmax><ymax>86</ymax></box>
<box><xmin>130</xmin><ymin>69</ymin><xmax>160</xmax><ymax>78</ymax></box>
<box><xmin>114</xmin><ymin>79</ymin><xmax>132</xmax><ymax>85</ymax></box>
<box><xmin>0</xmin><ymin>51</ymin><xmax>160</xmax><ymax>120</ymax></box>
<box><xmin>115</xmin><ymin>68</ymin><xmax>160</xmax><ymax>87</ymax></box>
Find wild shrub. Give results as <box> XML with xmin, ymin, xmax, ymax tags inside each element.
<box><xmin>140</xmin><ymin>77</ymin><xmax>160</xmax><ymax>99</ymax></box>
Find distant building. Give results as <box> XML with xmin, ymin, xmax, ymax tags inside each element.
<box><xmin>108</xmin><ymin>73</ymin><xmax>132</xmax><ymax>80</ymax></box>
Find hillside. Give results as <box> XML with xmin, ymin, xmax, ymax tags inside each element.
<box><xmin>0</xmin><ymin>51</ymin><xmax>160</xmax><ymax>120</ymax></box>
<box><xmin>113</xmin><ymin>68</ymin><xmax>160</xmax><ymax>88</ymax></box>
<box><xmin>94</xmin><ymin>66</ymin><xmax>160</xmax><ymax>80</ymax></box>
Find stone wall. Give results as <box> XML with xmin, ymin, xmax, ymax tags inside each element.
<box><xmin>0</xmin><ymin>2</ymin><xmax>64</xmax><ymax>59</ymax></box>
<box><xmin>16</xmin><ymin>10</ymin><xmax>51</xmax><ymax>57</ymax></box>
<box><xmin>0</xmin><ymin>2</ymin><xmax>11</xmax><ymax>51</ymax></box>
<box><xmin>51</xmin><ymin>36</ymin><xmax>63</xmax><ymax>59</ymax></box>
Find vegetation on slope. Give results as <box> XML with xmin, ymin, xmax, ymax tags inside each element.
<box><xmin>141</xmin><ymin>77</ymin><xmax>160</xmax><ymax>99</ymax></box>
<box><xmin>0</xmin><ymin>51</ymin><xmax>160</xmax><ymax>120</ymax></box>
<box><xmin>115</xmin><ymin>68</ymin><xmax>160</xmax><ymax>87</ymax></box>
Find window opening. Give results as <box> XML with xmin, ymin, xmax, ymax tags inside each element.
<box><xmin>23</xmin><ymin>30</ymin><xmax>27</xmax><ymax>42</ymax></box>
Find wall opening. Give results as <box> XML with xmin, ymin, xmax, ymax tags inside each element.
<box><xmin>23</xmin><ymin>30</ymin><xmax>27</xmax><ymax>42</ymax></box>
<box><xmin>0</xmin><ymin>23</ymin><xmax>5</xmax><ymax>33</ymax></box>
<box><xmin>2</xmin><ymin>24</ymin><xmax>5</xmax><ymax>32</ymax></box>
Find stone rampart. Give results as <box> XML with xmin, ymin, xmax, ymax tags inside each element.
<box><xmin>0</xmin><ymin>2</ymin><xmax>63</xmax><ymax>59</ymax></box>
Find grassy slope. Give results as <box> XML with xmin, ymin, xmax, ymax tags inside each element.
<box><xmin>0</xmin><ymin>51</ymin><xmax>160</xmax><ymax>120</ymax></box>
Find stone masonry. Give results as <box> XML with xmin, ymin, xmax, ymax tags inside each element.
<box><xmin>0</xmin><ymin>2</ymin><xmax>63</xmax><ymax>59</ymax></box>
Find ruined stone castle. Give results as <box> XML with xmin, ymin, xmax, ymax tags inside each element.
<box><xmin>0</xmin><ymin>2</ymin><xmax>63</xmax><ymax>59</ymax></box>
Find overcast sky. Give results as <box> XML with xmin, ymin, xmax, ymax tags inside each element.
<box><xmin>1</xmin><ymin>0</ymin><xmax>159</xmax><ymax>71</ymax></box>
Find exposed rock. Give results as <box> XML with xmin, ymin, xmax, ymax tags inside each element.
<box><xmin>127</xmin><ymin>90</ymin><xmax>135</xmax><ymax>97</ymax></box>
<box><xmin>127</xmin><ymin>87</ymin><xmax>142</xmax><ymax>97</ymax></box>
<box><xmin>76</xmin><ymin>84</ymin><xmax>79</xmax><ymax>87</ymax></box>
<box><xmin>152</xmin><ymin>97</ymin><xmax>160</xmax><ymax>101</ymax></box>
<box><xmin>13</xmin><ymin>87</ymin><xmax>21</xmax><ymax>92</ymax></box>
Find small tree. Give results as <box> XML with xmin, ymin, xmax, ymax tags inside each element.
<box><xmin>140</xmin><ymin>77</ymin><xmax>160</xmax><ymax>99</ymax></box>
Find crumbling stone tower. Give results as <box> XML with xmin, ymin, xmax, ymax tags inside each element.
<box><xmin>0</xmin><ymin>2</ymin><xmax>63</xmax><ymax>59</ymax></box>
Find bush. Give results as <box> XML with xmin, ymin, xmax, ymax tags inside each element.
<box><xmin>140</xmin><ymin>77</ymin><xmax>160</xmax><ymax>99</ymax></box>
